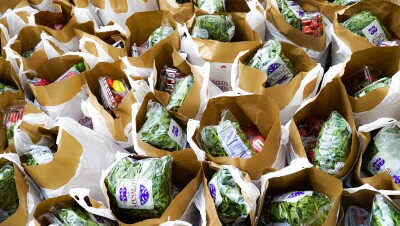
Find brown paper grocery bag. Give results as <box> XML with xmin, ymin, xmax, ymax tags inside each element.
<box><xmin>238</xmin><ymin>41</ymin><xmax>318</xmax><ymax>109</ymax></box>
<box><xmin>202</xmin><ymin>161</ymin><xmax>256</xmax><ymax>226</ymax></box>
<box><xmin>84</xmin><ymin>61</ymin><xmax>136</xmax><ymax>142</ymax></box>
<box><xmin>135</xmin><ymin>92</ymin><xmax>198</xmax><ymax>160</ymax></box>
<box><xmin>101</xmin><ymin>154</ymin><xmax>202</xmax><ymax>225</ymax></box>
<box><xmin>26</xmin><ymin>55</ymin><xmax>87</xmax><ymax>108</ymax></box>
<box><xmin>14</xmin><ymin>122</ymin><xmax>83</xmax><ymax>190</ymax></box>
<box><xmin>0</xmin><ymin>0</ymin><xmax>24</xmax><ymax>13</ymax></box>
<box><xmin>193</xmin><ymin>94</ymin><xmax>281</xmax><ymax>179</ymax></box>
<box><xmin>0</xmin><ymin>159</ymin><xmax>30</xmax><ymax>226</ymax></box>
<box><xmin>314</xmin><ymin>0</ymin><xmax>345</xmax><ymax>22</ymax></box>
<box><xmin>152</xmin><ymin>44</ymin><xmax>203</xmax><ymax>119</ymax></box>
<box><xmin>74</xmin><ymin>22</ymin><xmax>128</xmax><ymax>62</ymax></box>
<box><xmin>0</xmin><ymin>59</ymin><xmax>23</xmax><ymax>96</ymax></box>
<box><xmin>338</xmin><ymin>47</ymin><xmax>400</xmax><ymax>114</ymax></box>
<box><xmin>193</xmin><ymin>0</ymin><xmax>250</xmax><ymax>14</ymax></box>
<box><xmin>159</xmin><ymin>0</ymin><xmax>194</xmax><ymax>23</ymax></box>
<box><xmin>125</xmin><ymin>10</ymin><xmax>180</xmax><ymax>69</ymax></box>
<box><xmin>334</xmin><ymin>0</ymin><xmax>400</xmax><ymax>53</ymax></box>
<box><xmin>266</xmin><ymin>0</ymin><xmax>327</xmax><ymax>52</ymax></box>
<box><xmin>187</xmin><ymin>11</ymin><xmax>261</xmax><ymax>63</ymax></box>
<box><xmin>292</xmin><ymin>77</ymin><xmax>360</xmax><ymax>179</ymax></box>
<box><xmin>0</xmin><ymin>0</ymin><xmax>31</xmax><ymax>31</ymax></box>
<box><xmin>255</xmin><ymin>166</ymin><xmax>342</xmax><ymax>226</ymax></box>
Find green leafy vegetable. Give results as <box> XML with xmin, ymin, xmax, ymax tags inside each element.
<box><xmin>353</xmin><ymin>77</ymin><xmax>391</xmax><ymax>99</ymax></box>
<box><xmin>166</xmin><ymin>75</ymin><xmax>194</xmax><ymax>112</ymax></box>
<box><xmin>333</xmin><ymin>0</ymin><xmax>359</xmax><ymax>6</ymax></box>
<box><xmin>201</xmin><ymin>109</ymin><xmax>254</xmax><ymax>159</ymax></box>
<box><xmin>246</xmin><ymin>39</ymin><xmax>297</xmax><ymax>87</ymax></box>
<box><xmin>138</xmin><ymin>102</ymin><xmax>188</xmax><ymax>151</ymax></box>
<box><xmin>47</xmin><ymin>202</ymin><xmax>117</xmax><ymax>226</ymax></box>
<box><xmin>191</xmin><ymin>15</ymin><xmax>235</xmax><ymax>42</ymax></box>
<box><xmin>370</xmin><ymin>194</ymin><xmax>400</xmax><ymax>226</ymax></box>
<box><xmin>314</xmin><ymin>111</ymin><xmax>352</xmax><ymax>175</ymax></box>
<box><xmin>342</xmin><ymin>11</ymin><xmax>391</xmax><ymax>45</ymax></box>
<box><xmin>147</xmin><ymin>19</ymin><xmax>174</xmax><ymax>48</ymax></box>
<box><xmin>276</xmin><ymin>0</ymin><xmax>304</xmax><ymax>30</ymax></box>
<box><xmin>196</xmin><ymin>0</ymin><xmax>225</xmax><ymax>14</ymax></box>
<box><xmin>362</xmin><ymin>124</ymin><xmax>400</xmax><ymax>185</ymax></box>
<box><xmin>0</xmin><ymin>163</ymin><xmax>19</xmax><ymax>223</ymax></box>
<box><xmin>105</xmin><ymin>155</ymin><xmax>173</xmax><ymax>223</ymax></box>
<box><xmin>0</xmin><ymin>83</ymin><xmax>18</xmax><ymax>94</ymax></box>
<box><xmin>259</xmin><ymin>191</ymin><xmax>332</xmax><ymax>226</ymax></box>
<box><xmin>208</xmin><ymin>166</ymin><xmax>249</xmax><ymax>225</ymax></box>
<box><xmin>25</xmin><ymin>146</ymin><xmax>55</xmax><ymax>166</ymax></box>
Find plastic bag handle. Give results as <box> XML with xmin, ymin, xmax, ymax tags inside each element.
<box><xmin>79</xmin><ymin>35</ymin><xmax>114</xmax><ymax>62</ymax></box>
<box><xmin>186</xmin><ymin>119</ymin><xmax>206</xmax><ymax>161</ymax></box>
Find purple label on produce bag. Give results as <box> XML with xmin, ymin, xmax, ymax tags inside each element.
<box><xmin>116</xmin><ymin>179</ymin><xmax>154</xmax><ymax>209</ymax></box>
<box><xmin>209</xmin><ymin>184</ymin><xmax>217</xmax><ymax>201</ymax></box>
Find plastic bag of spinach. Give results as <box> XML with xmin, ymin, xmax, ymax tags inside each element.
<box><xmin>353</xmin><ymin>77</ymin><xmax>391</xmax><ymax>99</ymax></box>
<box><xmin>208</xmin><ymin>166</ymin><xmax>251</xmax><ymax>225</ymax></box>
<box><xmin>276</xmin><ymin>0</ymin><xmax>304</xmax><ymax>30</ymax></box>
<box><xmin>196</xmin><ymin>0</ymin><xmax>225</xmax><ymax>14</ymax></box>
<box><xmin>166</xmin><ymin>75</ymin><xmax>194</xmax><ymax>112</ymax></box>
<box><xmin>313</xmin><ymin>111</ymin><xmax>352</xmax><ymax>175</ymax></box>
<box><xmin>201</xmin><ymin>109</ymin><xmax>254</xmax><ymax>159</ymax></box>
<box><xmin>105</xmin><ymin>155</ymin><xmax>173</xmax><ymax>223</ymax></box>
<box><xmin>333</xmin><ymin>0</ymin><xmax>359</xmax><ymax>6</ymax></box>
<box><xmin>144</xmin><ymin>18</ymin><xmax>174</xmax><ymax>49</ymax></box>
<box><xmin>138</xmin><ymin>101</ymin><xmax>188</xmax><ymax>151</ymax></box>
<box><xmin>370</xmin><ymin>194</ymin><xmax>400</xmax><ymax>225</ymax></box>
<box><xmin>25</xmin><ymin>145</ymin><xmax>55</xmax><ymax>166</ymax></box>
<box><xmin>342</xmin><ymin>11</ymin><xmax>391</xmax><ymax>46</ymax></box>
<box><xmin>246</xmin><ymin>39</ymin><xmax>297</xmax><ymax>87</ymax></box>
<box><xmin>361</xmin><ymin>124</ymin><xmax>400</xmax><ymax>184</ymax></box>
<box><xmin>0</xmin><ymin>163</ymin><xmax>19</xmax><ymax>223</ymax></box>
<box><xmin>259</xmin><ymin>191</ymin><xmax>332</xmax><ymax>226</ymax></box>
<box><xmin>191</xmin><ymin>15</ymin><xmax>235</xmax><ymax>42</ymax></box>
<box><xmin>39</xmin><ymin>202</ymin><xmax>117</xmax><ymax>226</ymax></box>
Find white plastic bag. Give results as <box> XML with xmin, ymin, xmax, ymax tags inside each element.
<box><xmin>179</xmin><ymin>183</ymin><xmax>206</xmax><ymax>226</ymax></box>
<box><xmin>30</xmin><ymin>0</ymin><xmax>56</xmax><ymax>12</ymax></box>
<box><xmin>0</xmin><ymin>6</ymin><xmax>38</xmax><ymax>38</ymax></box>
<box><xmin>121</xmin><ymin>56</ymin><xmax>154</xmax><ymax>78</ymax></box>
<box><xmin>245</xmin><ymin>0</ymin><xmax>266</xmax><ymax>41</ymax></box>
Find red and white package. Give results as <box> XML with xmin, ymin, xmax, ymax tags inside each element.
<box><xmin>301</xmin><ymin>11</ymin><xmax>324</xmax><ymax>37</ymax></box>
<box><xmin>241</xmin><ymin>124</ymin><xmax>265</xmax><ymax>154</ymax></box>
<box><xmin>98</xmin><ymin>77</ymin><xmax>130</xmax><ymax>116</ymax></box>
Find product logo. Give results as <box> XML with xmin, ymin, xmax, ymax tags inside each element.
<box><xmin>139</xmin><ymin>184</ymin><xmax>150</xmax><ymax>205</ymax></box>
<box><xmin>220</xmin><ymin>65</ymin><xmax>227</xmax><ymax>71</ymax></box>
<box><xmin>209</xmin><ymin>184</ymin><xmax>217</xmax><ymax>201</ymax></box>
<box><xmin>393</xmin><ymin>175</ymin><xmax>400</xmax><ymax>184</ymax></box>
<box><xmin>268</xmin><ymin>63</ymin><xmax>281</xmax><ymax>74</ymax></box>
<box><xmin>369</xmin><ymin>25</ymin><xmax>378</xmax><ymax>35</ymax></box>
<box><xmin>119</xmin><ymin>186</ymin><xmax>128</xmax><ymax>203</ymax></box>
<box><xmin>290</xmin><ymin>2</ymin><xmax>298</xmax><ymax>6</ymax></box>
<box><xmin>372</xmin><ymin>157</ymin><xmax>385</xmax><ymax>171</ymax></box>
<box><xmin>172</xmin><ymin>125</ymin><xmax>179</xmax><ymax>137</ymax></box>
<box><xmin>297</xmin><ymin>11</ymin><xmax>304</xmax><ymax>17</ymax></box>
<box><xmin>288</xmin><ymin>191</ymin><xmax>305</xmax><ymax>198</ymax></box>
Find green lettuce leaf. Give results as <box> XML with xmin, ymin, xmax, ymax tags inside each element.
<box><xmin>0</xmin><ymin>163</ymin><xmax>19</xmax><ymax>223</ymax></box>
<box><xmin>166</xmin><ymin>75</ymin><xmax>194</xmax><ymax>112</ymax></box>
<box><xmin>191</xmin><ymin>15</ymin><xmax>235</xmax><ymax>42</ymax></box>
<box><xmin>370</xmin><ymin>194</ymin><xmax>400</xmax><ymax>226</ymax></box>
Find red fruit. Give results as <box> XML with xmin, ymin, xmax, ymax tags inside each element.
<box><xmin>310</xmin><ymin>21</ymin><xmax>319</xmax><ymax>29</ymax></box>
<box><xmin>249</xmin><ymin>136</ymin><xmax>265</xmax><ymax>154</ymax></box>
<box><xmin>107</xmin><ymin>79</ymin><xmax>113</xmax><ymax>87</ymax></box>
<box><xmin>114</xmin><ymin>94</ymin><xmax>122</xmax><ymax>103</ymax></box>
<box><xmin>302</xmin><ymin>20</ymin><xmax>310</xmax><ymax>26</ymax></box>
<box><xmin>313</xmin><ymin>30</ymin><xmax>319</xmax><ymax>37</ymax></box>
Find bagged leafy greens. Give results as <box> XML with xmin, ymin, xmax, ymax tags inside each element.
<box><xmin>0</xmin><ymin>83</ymin><xmax>18</xmax><ymax>94</ymax></box>
<box><xmin>342</xmin><ymin>11</ymin><xmax>391</xmax><ymax>46</ymax></box>
<box><xmin>313</xmin><ymin>111</ymin><xmax>352</xmax><ymax>175</ymax></box>
<box><xmin>0</xmin><ymin>163</ymin><xmax>19</xmax><ymax>223</ymax></box>
<box><xmin>343</xmin><ymin>205</ymin><xmax>370</xmax><ymax>226</ymax></box>
<box><xmin>166</xmin><ymin>75</ymin><xmax>194</xmax><ymax>112</ymax></box>
<box><xmin>138</xmin><ymin>102</ymin><xmax>188</xmax><ymax>151</ymax></box>
<box><xmin>25</xmin><ymin>146</ymin><xmax>55</xmax><ymax>166</ymax></box>
<box><xmin>370</xmin><ymin>194</ymin><xmax>400</xmax><ymax>226</ymax></box>
<box><xmin>208</xmin><ymin>166</ymin><xmax>250</xmax><ymax>225</ymax></box>
<box><xmin>246</xmin><ymin>39</ymin><xmax>298</xmax><ymax>87</ymax></box>
<box><xmin>362</xmin><ymin>124</ymin><xmax>400</xmax><ymax>185</ymax></box>
<box><xmin>38</xmin><ymin>202</ymin><xmax>117</xmax><ymax>226</ymax></box>
<box><xmin>141</xmin><ymin>18</ymin><xmax>174</xmax><ymax>50</ymax></box>
<box><xmin>196</xmin><ymin>0</ymin><xmax>225</xmax><ymax>14</ymax></box>
<box><xmin>333</xmin><ymin>0</ymin><xmax>359</xmax><ymax>6</ymax></box>
<box><xmin>353</xmin><ymin>77</ymin><xmax>391</xmax><ymax>99</ymax></box>
<box><xmin>105</xmin><ymin>155</ymin><xmax>173</xmax><ymax>223</ymax></box>
<box><xmin>276</xmin><ymin>0</ymin><xmax>305</xmax><ymax>30</ymax></box>
<box><xmin>259</xmin><ymin>191</ymin><xmax>332</xmax><ymax>226</ymax></box>
<box><xmin>201</xmin><ymin>109</ymin><xmax>255</xmax><ymax>159</ymax></box>
<box><xmin>191</xmin><ymin>15</ymin><xmax>235</xmax><ymax>42</ymax></box>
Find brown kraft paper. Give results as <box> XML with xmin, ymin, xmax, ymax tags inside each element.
<box><xmin>0</xmin><ymin>159</ymin><xmax>30</xmax><ymax>226</ymax></box>
<box><xmin>26</xmin><ymin>55</ymin><xmax>87</xmax><ymax>107</ymax></box>
<box><xmin>135</xmin><ymin>92</ymin><xmax>198</xmax><ymax>160</ymax></box>
<box><xmin>84</xmin><ymin>61</ymin><xmax>136</xmax><ymax>142</ymax></box>
<box><xmin>193</xmin><ymin>0</ymin><xmax>250</xmax><ymax>14</ymax></box>
<box><xmin>292</xmin><ymin>77</ymin><xmax>360</xmax><ymax>179</ymax></box>
<box><xmin>125</xmin><ymin>10</ymin><xmax>180</xmax><ymax>70</ymax></box>
<box><xmin>266</xmin><ymin>0</ymin><xmax>327</xmax><ymax>52</ymax></box>
<box><xmin>159</xmin><ymin>0</ymin><xmax>194</xmax><ymax>23</ymax></box>
<box><xmin>238</xmin><ymin>41</ymin><xmax>317</xmax><ymax>109</ymax></box>
<box><xmin>254</xmin><ymin>166</ymin><xmax>343</xmax><ymax>226</ymax></box>
<box><xmin>187</xmin><ymin>11</ymin><xmax>261</xmax><ymax>63</ymax></box>
<box><xmin>334</xmin><ymin>0</ymin><xmax>400</xmax><ymax>53</ymax></box>
<box><xmin>0</xmin><ymin>0</ymin><xmax>31</xmax><ymax>33</ymax></box>
<box><xmin>193</xmin><ymin>94</ymin><xmax>282</xmax><ymax>179</ymax></box>
<box><xmin>101</xmin><ymin>155</ymin><xmax>202</xmax><ymax>225</ymax></box>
